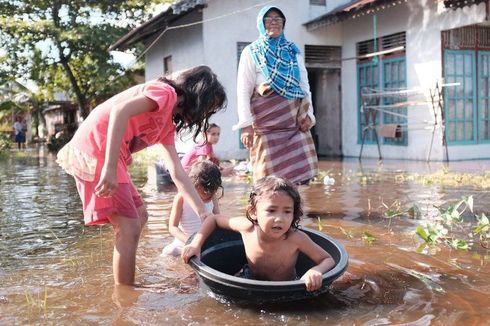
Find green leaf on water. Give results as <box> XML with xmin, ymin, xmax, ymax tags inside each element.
<box><xmin>362</xmin><ymin>231</ymin><xmax>376</xmax><ymax>244</ymax></box>
<box><xmin>384</xmin><ymin>209</ymin><xmax>403</xmax><ymax>219</ymax></box>
<box><xmin>416</xmin><ymin>226</ymin><xmax>429</xmax><ymax>242</ymax></box>
<box><xmin>415</xmin><ymin>242</ymin><xmax>427</xmax><ymax>253</ymax></box>
<box><xmin>416</xmin><ymin>224</ymin><xmax>441</xmax><ymax>245</ymax></box>
<box><xmin>448</xmin><ymin>239</ymin><xmax>469</xmax><ymax>250</ymax></box>
<box><xmin>407</xmin><ymin>205</ymin><xmax>421</xmax><ymax>218</ymax></box>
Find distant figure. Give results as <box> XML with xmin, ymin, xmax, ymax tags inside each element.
<box><xmin>235</xmin><ymin>5</ymin><xmax>318</xmax><ymax>184</ymax></box>
<box><xmin>56</xmin><ymin>65</ymin><xmax>227</xmax><ymax>286</ymax></box>
<box><xmin>182</xmin><ymin>176</ymin><xmax>335</xmax><ymax>292</ymax></box>
<box><xmin>13</xmin><ymin>116</ymin><xmax>26</xmax><ymax>150</ymax></box>
<box><xmin>180</xmin><ymin>123</ymin><xmax>234</xmax><ymax>175</ymax></box>
<box><xmin>162</xmin><ymin>160</ymin><xmax>222</xmax><ymax>256</ymax></box>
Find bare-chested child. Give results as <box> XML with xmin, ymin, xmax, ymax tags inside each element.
<box><xmin>182</xmin><ymin>175</ymin><xmax>335</xmax><ymax>291</ymax></box>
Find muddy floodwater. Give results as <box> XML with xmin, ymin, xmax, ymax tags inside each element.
<box><xmin>1</xmin><ymin>147</ymin><xmax>489</xmax><ymax>325</ymax></box>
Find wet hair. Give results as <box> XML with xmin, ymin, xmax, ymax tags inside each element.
<box><xmin>188</xmin><ymin>160</ymin><xmax>223</xmax><ymax>199</ymax></box>
<box><xmin>264</xmin><ymin>7</ymin><xmax>286</xmax><ymax>28</ymax></box>
<box><xmin>160</xmin><ymin>65</ymin><xmax>227</xmax><ymax>142</ymax></box>
<box><xmin>246</xmin><ymin>175</ymin><xmax>302</xmax><ymax>230</ymax></box>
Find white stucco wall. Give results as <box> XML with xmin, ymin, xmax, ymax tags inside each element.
<box><xmin>145</xmin><ymin>11</ymin><xmax>205</xmax><ymax>80</ymax></box>
<box><xmin>339</xmin><ymin>0</ymin><xmax>487</xmax><ymax>161</ymax></box>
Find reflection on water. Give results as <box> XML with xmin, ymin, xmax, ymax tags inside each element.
<box><xmin>1</xmin><ymin>147</ymin><xmax>489</xmax><ymax>325</ymax></box>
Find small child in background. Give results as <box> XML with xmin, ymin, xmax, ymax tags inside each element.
<box><xmin>182</xmin><ymin>175</ymin><xmax>335</xmax><ymax>292</ymax></box>
<box><xmin>162</xmin><ymin>160</ymin><xmax>223</xmax><ymax>256</ymax></box>
<box><xmin>180</xmin><ymin>123</ymin><xmax>234</xmax><ymax>175</ymax></box>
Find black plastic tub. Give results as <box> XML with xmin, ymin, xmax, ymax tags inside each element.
<box><xmin>188</xmin><ymin>227</ymin><xmax>348</xmax><ymax>304</ymax></box>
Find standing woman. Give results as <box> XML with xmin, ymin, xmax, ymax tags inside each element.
<box><xmin>234</xmin><ymin>5</ymin><xmax>318</xmax><ymax>185</ymax></box>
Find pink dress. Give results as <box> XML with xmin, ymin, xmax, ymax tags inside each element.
<box><xmin>180</xmin><ymin>143</ymin><xmax>214</xmax><ymax>172</ymax></box>
<box><xmin>57</xmin><ymin>80</ymin><xmax>177</xmax><ymax>225</ymax></box>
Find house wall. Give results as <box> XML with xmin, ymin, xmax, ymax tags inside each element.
<box><xmin>339</xmin><ymin>0</ymin><xmax>487</xmax><ymax>160</ymax></box>
<box><xmin>44</xmin><ymin>111</ymin><xmax>63</xmax><ymax>137</ymax></box>
<box><xmin>145</xmin><ymin>10</ymin><xmax>205</xmax><ymax>81</ymax></box>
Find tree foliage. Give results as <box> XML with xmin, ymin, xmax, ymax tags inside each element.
<box><xmin>0</xmin><ymin>0</ymin><xmax>172</xmax><ymax>118</ymax></box>
<box><xmin>0</xmin><ymin>80</ymin><xmax>32</xmax><ymax>117</ymax></box>
<box><xmin>0</xmin><ymin>79</ymin><xmax>46</xmax><ymax>137</ymax></box>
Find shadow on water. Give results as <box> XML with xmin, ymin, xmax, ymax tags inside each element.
<box><xmin>1</xmin><ymin>149</ymin><xmax>489</xmax><ymax>325</ymax></box>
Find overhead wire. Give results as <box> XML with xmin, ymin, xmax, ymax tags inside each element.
<box><xmin>125</xmin><ymin>0</ymin><xmax>279</xmax><ymax>69</ymax></box>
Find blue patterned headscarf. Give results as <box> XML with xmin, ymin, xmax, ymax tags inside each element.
<box><xmin>248</xmin><ymin>6</ymin><xmax>304</xmax><ymax>99</ymax></box>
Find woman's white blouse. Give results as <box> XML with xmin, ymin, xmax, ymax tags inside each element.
<box><xmin>233</xmin><ymin>46</ymin><xmax>316</xmax><ymax>130</ymax></box>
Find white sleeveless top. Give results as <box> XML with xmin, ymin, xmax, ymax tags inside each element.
<box><xmin>179</xmin><ymin>200</ymin><xmax>214</xmax><ymax>237</ymax></box>
<box><xmin>161</xmin><ymin>199</ymin><xmax>214</xmax><ymax>256</ymax></box>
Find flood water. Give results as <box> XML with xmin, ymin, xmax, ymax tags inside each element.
<box><xmin>1</xmin><ymin>146</ymin><xmax>489</xmax><ymax>325</ymax></box>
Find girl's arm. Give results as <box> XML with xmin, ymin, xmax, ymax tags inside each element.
<box><xmin>167</xmin><ymin>194</ymin><xmax>188</xmax><ymax>243</ymax></box>
<box><xmin>235</xmin><ymin>47</ymin><xmax>256</xmax><ymax>130</ymax></box>
<box><xmin>95</xmin><ymin>95</ymin><xmax>158</xmax><ymax>198</ymax></box>
<box><xmin>161</xmin><ymin>143</ymin><xmax>208</xmax><ymax>219</ymax></box>
<box><xmin>181</xmin><ymin>214</ymin><xmax>220</xmax><ymax>263</ymax></box>
<box><xmin>212</xmin><ymin>197</ymin><xmax>220</xmax><ymax>214</ymax></box>
<box><xmin>297</xmin><ymin>53</ymin><xmax>316</xmax><ymax>129</ymax></box>
<box><xmin>296</xmin><ymin>231</ymin><xmax>335</xmax><ymax>292</ymax></box>
<box><xmin>181</xmin><ymin>215</ymin><xmax>250</xmax><ymax>263</ymax></box>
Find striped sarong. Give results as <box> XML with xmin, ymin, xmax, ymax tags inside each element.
<box><xmin>250</xmin><ymin>91</ymin><xmax>318</xmax><ymax>184</ymax></box>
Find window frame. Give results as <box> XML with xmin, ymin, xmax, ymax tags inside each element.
<box><xmin>443</xmin><ymin>49</ymin><xmax>478</xmax><ymax>145</ymax></box>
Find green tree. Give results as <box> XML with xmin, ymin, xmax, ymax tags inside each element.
<box><xmin>0</xmin><ymin>0</ymin><xmax>170</xmax><ymax>118</ymax></box>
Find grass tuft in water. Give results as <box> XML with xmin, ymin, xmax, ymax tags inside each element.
<box><xmin>24</xmin><ymin>287</ymin><xmax>48</xmax><ymax>314</ymax></box>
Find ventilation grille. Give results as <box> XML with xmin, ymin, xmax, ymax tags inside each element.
<box><xmin>357</xmin><ymin>32</ymin><xmax>406</xmax><ymax>62</ymax></box>
<box><xmin>304</xmin><ymin>45</ymin><xmax>341</xmax><ymax>67</ymax></box>
<box><xmin>442</xmin><ymin>25</ymin><xmax>490</xmax><ymax>50</ymax></box>
<box><xmin>357</xmin><ymin>40</ymin><xmax>376</xmax><ymax>57</ymax></box>
<box><xmin>382</xmin><ymin>32</ymin><xmax>406</xmax><ymax>51</ymax></box>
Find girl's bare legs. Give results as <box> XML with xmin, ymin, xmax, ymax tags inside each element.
<box><xmin>137</xmin><ymin>204</ymin><xmax>148</xmax><ymax>229</ymax></box>
<box><xmin>108</xmin><ymin>214</ymin><xmax>142</xmax><ymax>285</ymax></box>
<box><xmin>107</xmin><ymin>204</ymin><xmax>148</xmax><ymax>285</ymax></box>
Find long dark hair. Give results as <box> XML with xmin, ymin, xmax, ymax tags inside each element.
<box><xmin>160</xmin><ymin>65</ymin><xmax>227</xmax><ymax>142</ymax></box>
<box><xmin>246</xmin><ymin>175</ymin><xmax>302</xmax><ymax>231</ymax></box>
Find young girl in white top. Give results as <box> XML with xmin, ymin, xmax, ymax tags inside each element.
<box><xmin>162</xmin><ymin>160</ymin><xmax>222</xmax><ymax>256</ymax></box>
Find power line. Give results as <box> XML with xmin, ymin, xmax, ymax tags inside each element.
<box><xmin>124</xmin><ymin>0</ymin><xmax>279</xmax><ymax>70</ymax></box>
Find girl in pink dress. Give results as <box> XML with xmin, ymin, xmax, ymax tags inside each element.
<box><xmin>180</xmin><ymin>123</ymin><xmax>235</xmax><ymax>176</ymax></box>
<box><xmin>180</xmin><ymin>123</ymin><xmax>221</xmax><ymax>172</ymax></box>
<box><xmin>57</xmin><ymin>65</ymin><xmax>227</xmax><ymax>285</ymax></box>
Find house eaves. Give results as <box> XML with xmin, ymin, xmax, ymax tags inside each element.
<box><xmin>304</xmin><ymin>0</ymin><xmax>488</xmax><ymax>31</ymax></box>
<box><xmin>108</xmin><ymin>0</ymin><xmax>207</xmax><ymax>51</ymax></box>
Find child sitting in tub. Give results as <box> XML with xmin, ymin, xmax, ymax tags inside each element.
<box><xmin>162</xmin><ymin>160</ymin><xmax>222</xmax><ymax>256</ymax></box>
<box><xmin>182</xmin><ymin>175</ymin><xmax>335</xmax><ymax>292</ymax></box>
